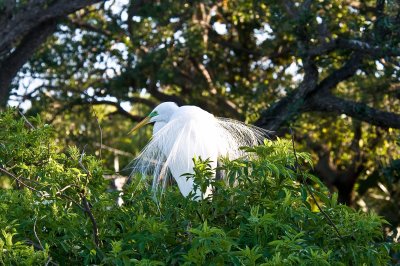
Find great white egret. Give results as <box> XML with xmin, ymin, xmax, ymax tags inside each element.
<box><xmin>128</xmin><ymin>102</ymin><xmax>267</xmax><ymax>200</ymax></box>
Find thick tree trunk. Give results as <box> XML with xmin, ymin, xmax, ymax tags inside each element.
<box><xmin>0</xmin><ymin>0</ymin><xmax>102</xmax><ymax>109</ymax></box>
<box><xmin>0</xmin><ymin>20</ymin><xmax>56</xmax><ymax>108</ymax></box>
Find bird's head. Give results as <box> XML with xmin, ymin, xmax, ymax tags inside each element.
<box><xmin>128</xmin><ymin>102</ymin><xmax>178</xmax><ymax>134</ymax></box>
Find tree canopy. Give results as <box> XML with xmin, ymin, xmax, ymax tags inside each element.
<box><xmin>0</xmin><ymin>111</ymin><xmax>397</xmax><ymax>264</ymax></box>
<box><xmin>0</xmin><ymin>0</ymin><xmax>400</xmax><ymax>258</ymax></box>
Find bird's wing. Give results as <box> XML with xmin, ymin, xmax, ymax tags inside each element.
<box><xmin>129</xmin><ymin>112</ymin><xmax>268</xmax><ymax>198</ymax></box>
<box><xmin>215</xmin><ymin>117</ymin><xmax>269</xmax><ymax>159</ymax></box>
<box><xmin>130</xmin><ymin>114</ymin><xmax>219</xmax><ymax>198</ymax></box>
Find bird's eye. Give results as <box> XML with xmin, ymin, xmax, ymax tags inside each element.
<box><xmin>149</xmin><ymin>111</ymin><xmax>159</xmax><ymax>118</ymax></box>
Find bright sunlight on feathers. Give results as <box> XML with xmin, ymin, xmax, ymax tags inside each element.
<box><xmin>128</xmin><ymin>102</ymin><xmax>268</xmax><ymax>200</ymax></box>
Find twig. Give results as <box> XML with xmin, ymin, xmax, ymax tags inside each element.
<box><xmin>290</xmin><ymin>128</ymin><xmax>344</xmax><ymax>240</ymax></box>
<box><xmin>91</xmin><ymin>107</ymin><xmax>103</xmax><ymax>159</ymax></box>
<box><xmin>56</xmin><ymin>192</ymin><xmax>85</xmax><ymax>212</ymax></box>
<box><xmin>79</xmin><ymin>145</ymin><xmax>89</xmax><ymax>173</ymax></box>
<box><xmin>81</xmin><ymin>194</ymin><xmax>100</xmax><ymax>247</ymax></box>
<box><xmin>17</xmin><ymin>175</ymin><xmax>43</xmax><ymax>186</ymax></box>
<box><xmin>0</xmin><ymin>166</ymin><xmax>84</xmax><ymax>211</ymax></box>
<box><xmin>44</xmin><ymin>257</ymin><xmax>58</xmax><ymax>266</ymax></box>
<box><xmin>33</xmin><ymin>218</ymin><xmax>44</xmax><ymax>250</ymax></box>
<box><xmin>57</xmin><ymin>184</ymin><xmax>73</xmax><ymax>193</ymax></box>
<box><xmin>54</xmin><ymin>185</ymin><xmax>85</xmax><ymax>211</ymax></box>
<box><xmin>0</xmin><ymin>167</ymin><xmax>42</xmax><ymax>194</ymax></box>
<box><xmin>45</xmin><ymin>257</ymin><xmax>52</xmax><ymax>266</ymax></box>
<box><xmin>29</xmin><ymin>219</ymin><xmax>57</xmax><ymax>265</ymax></box>
<box><xmin>196</xmin><ymin>210</ymin><xmax>205</xmax><ymax>223</ymax></box>
<box><xmin>93</xmin><ymin>142</ymin><xmax>132</xmax><ymax>157</ymax></box>
<box><xmin>18</xmin><ymin>110</ymin><xmax>35</xmax><ymax>129</ymax></box>
<box><xmin>25</xmin><ymin>239</ymin><xmax>44</xmax><ymax>250</ymax></box>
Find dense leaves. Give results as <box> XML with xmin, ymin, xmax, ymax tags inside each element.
<box><xmin>0</xmin><ymin>110</ymin><xmax>397</xmax><ymax>265</ymax></box>
<box><xmin>5</xmin><ymin>1</ymin><xmax>399</xmax><ymax>226</ymax></box>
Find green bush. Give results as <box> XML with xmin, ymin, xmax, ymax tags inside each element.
<box><xmin>0</xmin><ymin>109</ymin><xmax>397</xmax><ymax>265</ymax></box>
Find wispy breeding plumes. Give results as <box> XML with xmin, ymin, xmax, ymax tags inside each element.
<box><xmin>127</xmin><ymin>102</ymin><xmax>268</xmax><ymax>200</ymax></box>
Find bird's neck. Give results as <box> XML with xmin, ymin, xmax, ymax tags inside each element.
<box><xmin>153</xmin><ymin>121</ymin><xmax>167</xmax><ymax>135</ymax></box>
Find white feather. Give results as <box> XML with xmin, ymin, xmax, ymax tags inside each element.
<box><xmin>128</xmin><ymin>102</ymin><xmax>267</xmax><ymax>200</ymax></box>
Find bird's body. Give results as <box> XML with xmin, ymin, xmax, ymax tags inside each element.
<box><xmin>129</xmin><ymin>102</ymin><xmax>266</xmax><ymax>200</ymax></box>
<box><xmin>156</xmin><ymin>105</ymin><xmax>218</xmax><ymax>198</ymax></box>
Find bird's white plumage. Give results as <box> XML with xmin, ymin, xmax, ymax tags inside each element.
<box><xmin>129</xmin><ymin>102</ymin><xmax>267</xmax><ymax>200</ymax></box>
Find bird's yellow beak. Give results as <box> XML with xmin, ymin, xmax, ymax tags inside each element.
<box><xmin>128</xmin><ymin>116</ymin><xmax>151</xmax><ymax>135</ymax></box>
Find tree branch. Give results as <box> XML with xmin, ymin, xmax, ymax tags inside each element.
<box><xmin>33</xmin><ymin>218</ymin><xmax>44</xmax><ymax>251</ymax></box>
<box><xmin>315</xmin><ymin>53</ymin><xmax>362</xmax><ymax>92</ymax></box>
<box><xmin>189</xmin><ymin>57</ymin><xmax>241</xmax><ymax>118</ymax></box>
<box><xmin>307</xmin><ymin>93</ymin><xmax>400</xmax><ymax>129</ymax></box>
<box><xmin>0</xmin><ymin>20</ymin><xmax>56</xmax><ymax>108</ymax></box>
<box><xmin>147</xmin><ymin>79</ymin><xmax>187</xmax><ymax>106</ymax></box>
<box><xmin>0</xmin><ymin>0</ymin><xmax>102</xmax><ymax>53</ymax></box>
<box><xmin>88</xmin><ymin>100</ymin><xmax>145</xmax><ymax>122</ymax></box>
<box><xmin>0</xmin><ymin>0</ymin><xmax>103</xmax><ymax>108</ymax></box>
<box><xmin>81</xmin><ymin>194</ymin><xmax>100</xmax><ymax>247</ymax></box>
<box><xmin>309</xmin><ymin>38</ymin><xmax>400</xmax><ymax>58</ymax></box>
<box><xmin>48</xmin><ymin>98</ymin><xmax>148</xmax><ymax>124</ymax></box>
<box><xmin>255</xmin><ymin>59</ymin><xmax>319</xmax><ymax>131</ymax></box>
<box><xmin>256</xmin><ymin>51</ymin><xmax>362</xmax><ymax>131</ymax></box>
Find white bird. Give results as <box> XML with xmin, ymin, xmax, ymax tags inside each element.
<box><xmin>128</xmin><ymin>102</ymin><xmax>267</xmax><ymax>200</ymax></box>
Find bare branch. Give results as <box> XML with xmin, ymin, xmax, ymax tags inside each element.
<box><xmin>147</xmin><ymin>80</ymin><xmax>187</xmax><ymax>106</ymax></box>
<box><xmin>190</xmin><ymin>57</ymin><xmax>216</xmax><ymax>93</ymax></box>
<box><xmin>81</xmin><ymin>194</ymin><xmax>100</xmax><ymax>247</ymax></box>
<box><xmin>0</xmin><ymin>167</ymin><xmax>43</xmax><ymax>194</ymax></box>
<box><xmin>94</xmin><ymin>143</ymin><xmax>132</xmax><ymax>157</ymax></box>
<box><xmin>79</xmin><ymin>145</ymin><xmax>89</xmax><ymax>174</ymax></box>
<box><xmin>25</xmin><ymin>239</ymin><xmax>46</xmax><ymax>251</ymax></box>
<box><xmin>56</xmin><ymin>193</ymin><xmax>85</xmax><ymax>212</ymax></box>
<box><xmin>18</xmin><ymin>110</ymin><xmax>35</xmax><ymax>129</ymax></box>
<box><xmin>316</xmin><ymin>53</ymin><xmax>362</xmax><ymax>92</ymax></box>
<box><xmin>256</xmin><ymin>51</ymin><xmax>363</xmax><ymax>131</ymax></box>
<box><xmin>307</xmin><ymin>93</ymin><xmax>400</xmax><ymax>129</ymax></box>
<box><xmin>255</xmin><ymin>60</ymin><xmax>319</xmax><ymax>131</ymax></box>
<box><xmin>189</xmin><ymin>57</ymin><xmax>241</xmax><ymax>118</ymax></box>
<box><xmin>33</xmin><ymin>218</ymin><xmax>44</xmax><ymax>251</ymax></box>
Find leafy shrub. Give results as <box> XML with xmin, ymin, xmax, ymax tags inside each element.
<box><xmin>0</xmin><ymin>109</ymin><xmax>397</xmax><ymax>265</ymax></box>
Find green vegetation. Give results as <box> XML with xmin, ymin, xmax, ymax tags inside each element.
<box><xmin>2</xmin><ymin>0</ymin><xmax>399</xmax><ymax>230</ymax></box>
<box><xmin>1</xmin><ymin>0</ymin><xmax>400</xmax><ymax>240</ymax></box>
<box><xmin>1</xmin><ymin>0</ymin><xmax>400</xmax><ymax>264</ymax></box>
<box><xmin>0</xmin><ymin>110</ymin><xmax>397</xmax><ymax>265</ymax></box>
